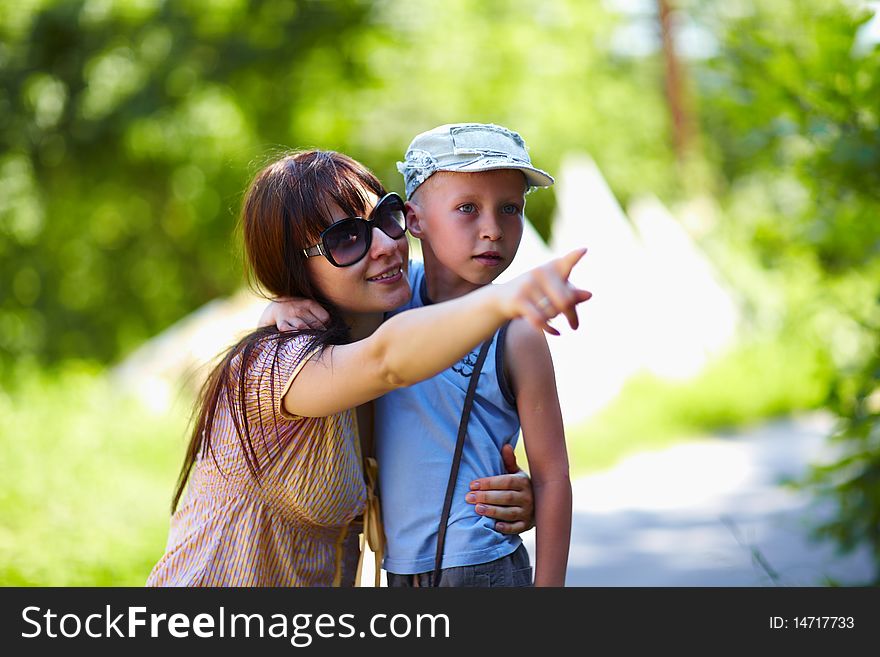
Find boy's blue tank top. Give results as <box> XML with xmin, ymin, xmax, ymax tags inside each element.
<box><xmin>374</xmin><ymin>261</ymin><xmax>522</xmax><ymax>574</ymax></box>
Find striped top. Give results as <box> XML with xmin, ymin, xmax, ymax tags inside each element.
<box><xmin>146</xmin><ymin>335</ymin><xmax>367</xmax><ymax>587</ymax></box>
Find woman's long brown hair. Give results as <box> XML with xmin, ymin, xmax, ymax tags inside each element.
<box><xmin>171</xmin><ymin>150</ymin><xmax>385</xmax><ymax>512</ymax></box>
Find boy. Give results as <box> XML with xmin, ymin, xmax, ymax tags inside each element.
<box><xmin>378</xmin><ymin>123</ymin><xmax>570</xmax><ymax>586</ymax></box>
<box><xmin>269</xmin><ymin>124</ymin><xmax>574</xmax><ymax>586</ymax></box>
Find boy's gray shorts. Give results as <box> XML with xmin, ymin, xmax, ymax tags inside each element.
<box><xmin>386</xmin><ymin>544</ymin><xmax>533</xmax><ymax>587</ymax></box>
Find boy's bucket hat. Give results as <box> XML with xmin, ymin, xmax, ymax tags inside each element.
<box><xmin>397</xmin><ymin>123</ymin><xmax>554</xmax><ymax>199</ymax></box>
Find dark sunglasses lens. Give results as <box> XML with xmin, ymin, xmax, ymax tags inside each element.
<box><xmin>374</xmin><ymin>195</ymin><xmax>406</xmax><ymax>239</ymax></box>
<box><xmin>324</xmin><ymin>219</ymin><xmax>369</xmax><ymax>266</ymax></box>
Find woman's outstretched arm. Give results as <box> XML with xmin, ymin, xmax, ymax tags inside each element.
<box><xmin>284</xmin><ymin>249</ymin><xmax>590</xmax><ymax>418</ymax></box>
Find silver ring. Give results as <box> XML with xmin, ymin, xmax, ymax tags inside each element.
<box><xmin>536</xmin><ymin>296</ymin><xmax>553</xmax><ymax>313</ymax></box>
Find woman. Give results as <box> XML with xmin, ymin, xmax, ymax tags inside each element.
<box><xmin>147</xmin><ymin>150</ymin><xmax>589</xmax><ymax>586</ymax></box>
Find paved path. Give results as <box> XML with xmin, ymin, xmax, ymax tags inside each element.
<box><xmin>522</xmin><ymin>412</ymin><xmax>875</xmax><ymax>586</ymax></box>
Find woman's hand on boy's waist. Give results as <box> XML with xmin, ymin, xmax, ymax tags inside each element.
<box><xmin>466</xmin><ymin>444</ymin><xmax>535</xmax><ymax>535</ymax></box>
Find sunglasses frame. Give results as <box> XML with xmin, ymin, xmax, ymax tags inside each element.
<box><xmin>302</xmin><ymin>192</ymin><xmax>407</xmax><ymax>267</ymax></box>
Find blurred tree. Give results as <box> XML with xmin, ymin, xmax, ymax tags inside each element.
<box><xmin>0</xmin><ymin>0</ymin><xmax>382</xmax><ymax>369</ymax></box>
<box><xmin>693</xmin><ymin>0</ymin><xmax>880</xmax><ymax>582</ymax></box>
<box><xmin>657</xmin><ymin>0</ymin><xmax>695</xmax><ymax>161</ymax></box>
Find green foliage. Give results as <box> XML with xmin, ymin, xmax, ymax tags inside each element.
<box><xmin>693</xmin><ymin>0</ymin><xmax>880</xmax><ymax>582</ymax></box>
<box><xmin>568</xmin><ymin>332</ymin><xmax>834</xmax><ymax>475</ymax></box>
<box><xmin>804</xmin><ymin>338</ymin><xmax>880</xmax><ymax>585</ymax></box>
<box><xmin>0</xmin><ymin>365</ymin><xmax>188</xmax><ymax>585</ymax></box>
<box><xmin>1</xmin><ymin>0</ymin><xmax>383</xmax><ymax>368</ymax></box>
<box><xmin>696</xmin><ymin>0</ymin><xmax>880</xmax><ymax>272</ymax></box>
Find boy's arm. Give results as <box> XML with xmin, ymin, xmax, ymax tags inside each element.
<box><xmin>506</xmin><ymin>319</ymin><xmax>572</xmax><ymax>587</ymax></box>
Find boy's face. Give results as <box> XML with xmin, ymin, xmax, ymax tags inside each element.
<box><xmin>407</xmin><ymin>169</ymin><xmax>527</xmax><ymax>289</ymax></box>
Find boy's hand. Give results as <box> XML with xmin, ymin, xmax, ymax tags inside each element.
<box><xmin>258</xmin><ymin>298</ymin><xmax>330</xmax><ymax>331</ymax></box>
<box><xmin>466</xmin><ymin>444</ymin><xmax>535</xmax><ymax>534</ymax></box>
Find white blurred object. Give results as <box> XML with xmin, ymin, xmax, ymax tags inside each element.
<box><xmin>629</xmin><ymin>195</ymin><xmax>739</xmax><ymax>379</ymax></box>
<box><xmin>503</xmin><ymin>154</ymin><xmax>739</xmax><ymax>426</ymax></box>
<box><xmin>550</xmin><ymin>154</ymin><xmax>652</xmax><ymax>424</ymax></box>
<box><xmin>111</xmin><ymin>289</ymin><xmax>268</xmax><ymax>411</ymax></box>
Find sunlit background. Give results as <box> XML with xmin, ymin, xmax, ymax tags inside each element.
<box><xmin>1</xmin><ymin>0</ymin><xmax>878</xmax><ymax>586</ymax></box>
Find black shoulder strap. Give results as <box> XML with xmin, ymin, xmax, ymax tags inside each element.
<box><xmin>432</xmin><ymin>336</ymin><xmax>494</xmax><ymax>586</ymax></box>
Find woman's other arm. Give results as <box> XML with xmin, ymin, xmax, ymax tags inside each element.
<box><xmin>467</xmin><ymin>445</ymin><xmax>535</xmax><ymax>534</ymax></box>
<box><xmin>258</xmin><ymin>297</ymin><xmax>330</xmax><ymax>331</ymax></box>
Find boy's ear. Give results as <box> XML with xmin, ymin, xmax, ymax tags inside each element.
<box><xmin>405</xmin><ymin>201</ymin><xmax>426</xmax><ymax>239</ymax></box>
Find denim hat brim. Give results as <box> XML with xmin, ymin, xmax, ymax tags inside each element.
<box><xmin>397</xmin><ymin>123</ymin><xmax>555</xmax><ymax>198</ymax></box>
<box><xmin>436</xmin><ymin>158</ymin><xmax>555</xmax><ymax>190</ymax></box>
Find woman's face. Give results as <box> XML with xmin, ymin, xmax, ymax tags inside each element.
<box><xmin>305</xmin><ymin>192</ymin><xmax>412</xmax><ymax>315</ymax></box>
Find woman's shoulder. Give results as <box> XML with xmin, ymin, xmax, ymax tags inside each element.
<box><xmin>224</xmin><ymin>332</ymin><xmax>325</xmax><ymax>412</ymax></box>
<box><xmin>235</xmin><ymin>331</ymin><xmax>321</xmax><ymax>374</ymax></box>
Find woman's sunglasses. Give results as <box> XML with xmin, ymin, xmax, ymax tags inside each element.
<box><xmin>302</xmin><ymin>192</ymin><xmax>407</xmax><ymax>267</ymax></box>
